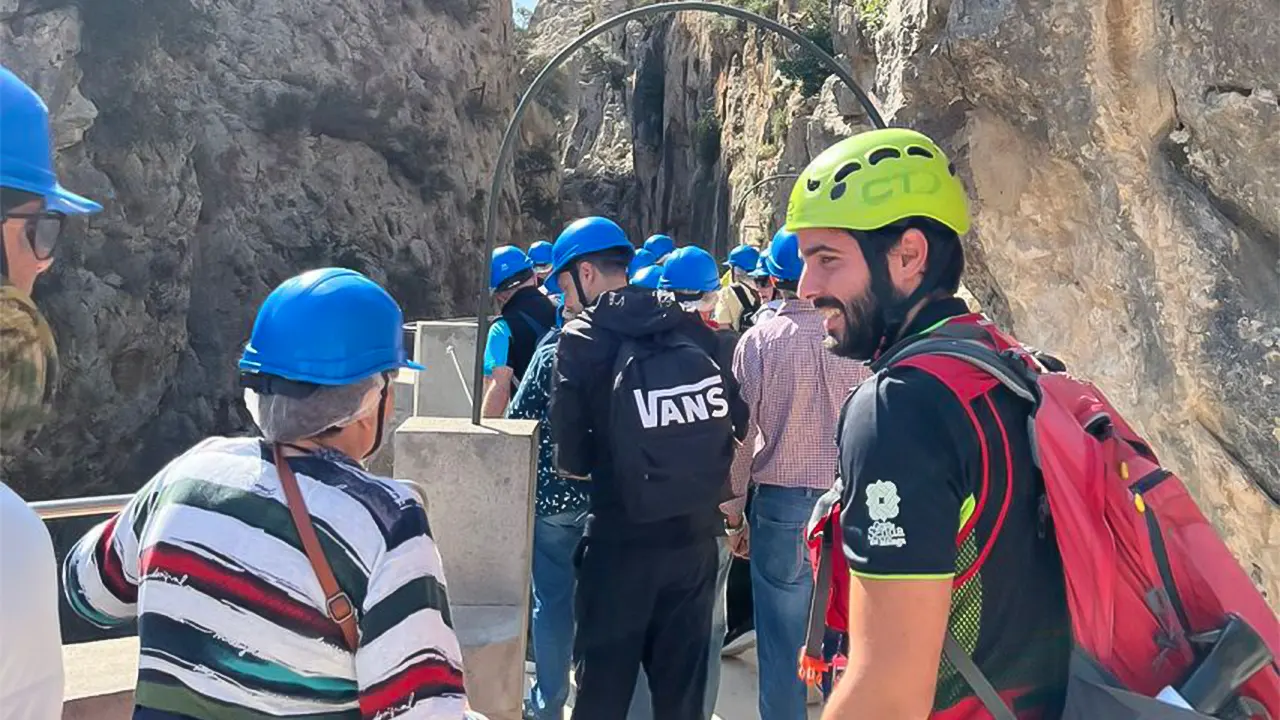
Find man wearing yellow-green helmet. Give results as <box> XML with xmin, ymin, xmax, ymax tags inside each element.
<box><xmin>792</xmin><ymin>129</ymin><xmax>1070</xmax><ymax>719</ymax></box>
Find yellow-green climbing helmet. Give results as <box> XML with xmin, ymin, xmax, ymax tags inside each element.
<box><xmin>786</xmin><ymin>128</ymin><xmax>971</xmax><ymax>235</ymax></box>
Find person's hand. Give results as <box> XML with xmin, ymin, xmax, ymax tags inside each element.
<box><xmin>727</xmin><ymin>521</ymin><xmax>750</xmax><ymax>559</ymax></box>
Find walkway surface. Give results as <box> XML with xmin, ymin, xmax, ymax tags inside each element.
<box><xmin>64</xmin><ymin>638</ymin><xmax>823</xmax><ymax>719</ymax></box>
<box><xmin>531</xmin><ymin>647</ymin><xmax>826</xmax><ymax>719</ymax></box>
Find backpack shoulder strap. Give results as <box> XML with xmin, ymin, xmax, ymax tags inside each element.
<box><xmin>881</xmin><ymin>337</ymin><xmax>1038</xmax><ymax>405</ymax></box>
<box><xmin>943</xmin><ymin>632</ymin><xmax>1018</xmax><ymax>720</ymax></box>
<box><xmin>515</xmin><ymin>309</ymin><xmax>550</xmax><ymax>339</ymax></box>
<box><xmin>274</xmin><ymin>445</ymin><xmax>359</xmax><ymax>651</ymax></box>
<box><xmin>731</xmin><ymin>284</ymin><xmax>759</xmax><ymax>313</ymax></box>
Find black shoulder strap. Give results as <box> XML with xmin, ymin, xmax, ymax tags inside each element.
<box><xmin>943</xmin><ymin>633</ymin><xmax>1018</xmax><ymax>720</ymax></box>
<box><xmin>731</xmin><ymin>284</ymin><xmax>759</xmax><ymax>313</ymax></box>
<box><xmin>880</xmin><ymin>337</ymin><xmax>1038</xmax><ymax>405</ymax></box>
<box><xmin>803</xmin><ymin>524</ymin><xmax>835</xmax><ymax>662</ymax></box>
<box><xmin>515</xmin><ymin>310</ymin><xmax>550</xmax><ymax>338</ymax></box>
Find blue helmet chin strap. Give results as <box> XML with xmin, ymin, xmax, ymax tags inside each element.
<box><xmin>364</xmin><ymin>375</ymin><xmax>390</xmax><ymax>460</ymax></box>
<box><xmin>569</xmin><ymin>260</ymin><xmax>591</xmax><ymax>311</ymax></box>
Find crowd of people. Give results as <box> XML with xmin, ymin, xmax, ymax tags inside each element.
<box><xmin>0</xmin><ymin>57</ymin><xmax>1065</xmax><ymax>720</ymax></box>
<box><xmin>8</xmin><ymin>59</ymin><xmax>1265</xmax><ymax>720</ymax></box>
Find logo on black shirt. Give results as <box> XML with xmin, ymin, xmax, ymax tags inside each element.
<box><xmin>866</xmin><ymin>480</ymin><xmax>907</xmax><ymax>548</ymax></box>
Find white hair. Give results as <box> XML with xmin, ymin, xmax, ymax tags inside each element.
<box><xmin>245</xmin><ymin>375</ymin><xmax>383</xmax><ymax>443</ymax></box>
<box><xmin>678</xmin><ymin>290</ymin><xmax>720</xmax><ymax>315</ymax></box>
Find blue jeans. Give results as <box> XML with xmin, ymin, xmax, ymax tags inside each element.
<box><xmin>751</xmin><ymin>485</ymin><xmax>822</xmax><ymax>720</ymax></box>
<box><xmin>526</xmin><ymin>509</ymin><xmax>588</xmax><ymax>720</ymax></box>
<box><xmin>627</xmin><ymin>538</ymin><xmax>731</xmax><ymax>720</ymax></box>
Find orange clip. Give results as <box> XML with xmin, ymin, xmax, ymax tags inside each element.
<box><xmin>798</xmin><ymin>651</ymin><xmax>828</xmax><ymax>688</ymax></box>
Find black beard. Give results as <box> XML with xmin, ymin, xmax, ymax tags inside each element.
<box><xmin>814</xmin><ymin>288</ymin><xmax>886</xmax><ymax>361</ymax></box>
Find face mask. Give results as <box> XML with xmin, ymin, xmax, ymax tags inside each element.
<box><xmin>362</xmin><ymin>378</ymin><xmax>392</xmax><ymax>460</ymax></box>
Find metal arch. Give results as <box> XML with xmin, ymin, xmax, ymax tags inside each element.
<box><xmin>732</xmin><ymin>171</ymin><xmax>800</xmax><ymax>228</ymax></box>
<box><xmin>734</xmin><ymin>173</ymin><xmax>800</xmax><ymax>218</ymax></box>
<box><xmin>472</xmin><ymin>1</ymin><xmax>886</xmax><ymax>423</ymax></box>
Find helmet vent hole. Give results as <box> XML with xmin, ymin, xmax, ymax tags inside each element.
<box><xmin>806</xmin><ymin>178</ymin><xmax>821</xmax><ymax>192</ymax></box>
<box><xmin>948</xmin><ymin>162</ymin><xmax>957</xmax><ymax>176</ymax></box>
<box><xmin>833</xmin><ymin>162</ymin><xmax>862</xmax><ymax>183</ymax></box>
<box><xmin>906</xmin><ymin>146</ymin><xmax>934</xmax><ymax>159</ymax></box>
<box><xmin>868</xmin><ymin>148</ymin><xmax>902</xmax><ymax>165</ymax></box>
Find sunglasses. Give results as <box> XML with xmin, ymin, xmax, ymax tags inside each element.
<box><xmin>751</xmin><ymin>276</ymin><xmax>771</xmax><ymax>287</ymax></box>
<box><xmin>3</xmin><ymin>211</ymin><xmax>66</xmax><ymax>260</ymax></box>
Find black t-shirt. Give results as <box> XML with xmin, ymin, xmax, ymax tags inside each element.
<box><xmin>838</xmin><ymin>298</ymin><xmax>1070</xmax><ymax>717</ymax></box>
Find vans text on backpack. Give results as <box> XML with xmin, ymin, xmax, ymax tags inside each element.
<box><xmin>802</xmin><ymin>314</ymin><xmax>1279</xmax><ymax>720</ymax></box>
<box><xmin>609</xmin><ymin>329</ymin><xmax>736</xmax><ymax>524</ymax></box>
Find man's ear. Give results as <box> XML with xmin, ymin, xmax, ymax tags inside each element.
<box><xmin>577</xmin><ymin>260</ymin><xmax>597</xmax><ymax>287</ymax></box>
<box><xmin>887</xmin><ymin>228</ymin><xmax>929</xmax><ymax>290</ymax></box>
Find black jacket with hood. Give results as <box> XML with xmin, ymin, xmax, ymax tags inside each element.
<box><xmin>550</xmin><ymin>286</ymin><xmax>749</xmax><ymax>543</ymax></box>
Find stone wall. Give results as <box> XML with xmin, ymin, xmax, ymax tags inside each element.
<box><xmin>1</xmin><ymin>0</ymin><xmax>523</xmax><ymax>498</ymax></box>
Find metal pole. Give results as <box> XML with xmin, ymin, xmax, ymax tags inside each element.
<box><xmin>732</xmin><ymin>172</ymin><xmax>801</xmax><ymax>239</ymax></box>
<box><xmin>734</xmin><ymin>173</ymin><xmax>800</xmax><ymax>218</ymax></box>
<box><xmin>30</xmin><ymin>494</ymin><xmax>131</xmax><ymax>520</ymax></box>
<box><xmin>445</xmin><ymin>344</ymin><xmax>474</xmax><ymax>408</ymax></box>
<box><xmin>30</xmin><ymin>482</ymin><xmax>429</xmax><ymax>521</ymax></box>
<box><xmin>473</xmin><ymin>1</ymin><xmax>886</xmax><ymax>424</ymax></box>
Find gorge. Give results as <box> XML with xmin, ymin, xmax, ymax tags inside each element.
<box><xmin>2</xmin><ymin>0</ymin><xmax>1276</xmax><ymax>604</ymax></box>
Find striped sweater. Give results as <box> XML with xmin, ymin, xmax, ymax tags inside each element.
<box><xmin>64</xmin><ymin>437</ymin><xmax>468</xmax><ymax>719</ymax></box>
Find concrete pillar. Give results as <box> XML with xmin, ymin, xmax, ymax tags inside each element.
<box><xmin>410</xmin><ymin>319</ymin><xmax>480</xmax><ymax>419</ymax></box>
<box><xmin>395</xmin><ymin>416</ymin><xmax>537</xmax><ymax>720</ymax></box>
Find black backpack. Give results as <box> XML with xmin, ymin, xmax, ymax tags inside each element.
<box><xmin>729</xmin><ymin>284</ymin><xmax>761</xmax><ymax>332</ymax></box>
<box><xmin>609</xmin><ymin>329</ymin><xmax>736</xmax><ymax>524</ymax></box>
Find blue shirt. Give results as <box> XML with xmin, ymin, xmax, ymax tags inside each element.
<box><xmin>506</xmin><ymin>329</ymin><xmax>590</xmax><ymax>517</ymax></box>
<box><xmin>483</xmin><ymin>318</ymin><xmax>513</xmax><ymax>376</ymax></box>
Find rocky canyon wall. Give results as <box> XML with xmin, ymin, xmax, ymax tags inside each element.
<box><xmin>1</xmin><ymin>0</ymin><xmax>522</xmax><ymax>498</ymax></box>
<box><xmin>524</xmin><ymin>0</ymin><xmax>1279</xmax><ymax>604</ymax></box>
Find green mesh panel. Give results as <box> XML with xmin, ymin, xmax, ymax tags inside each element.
<box><xmin>935</xmin><ymin>532</ymin><xmax>983</xmax><ymax>710</ymax></box>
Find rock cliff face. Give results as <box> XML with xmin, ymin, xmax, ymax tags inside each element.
<box><xmin>1</xmin><ymin>0</ymin><xmax>521</xmax><ymax>498</ymax></box>
<box><xmin>525</xmin><ymin>0</ymin><xmax>1279</xmax><ymax>604</ymax></box>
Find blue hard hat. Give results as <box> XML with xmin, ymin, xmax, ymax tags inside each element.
<box><xmin>659</xmin><ymin>246</ymin><xmax>722</xmax><ymax>293</ymax></box>
<box><xmin>0</xmin><ymin>66</ymin><xmax>101</xmax><ymax>215</ymax></box>
<box><xmin>628</xmin><ymin>247</ymin><xmax>657</xmax><ymax>277</ymax></box>
<box><xmin>750</xmin><ymin>250</ymin><xmax>771</xmax><ymax>278</ymax></box>
<box><xmin>239</xmin><ymin>268</ymin><xmax>423</xmax><ymax>386</ymax></box>
<box><xmin>545</xmin><ymin>216</ymin><xmax>634</xmax><ymax>295</ymax></box>
<box><xmin>724</xmin><ymin>244</ymin><xmax>761</xmax><ymax>273</ymax></box>
<box><xmin>643</xmin><ymin>234</ymin><xmax>675</xmax><ymax>260</ymax></box>
<box><xmin>491</xmin><ymin>245</ymin><xmax>534</xmax><ymax>293</ymax></box>
<box><xmin>630</xmin><ymin>264</ymin><xmax>662</xmax><ymax>290</ymax></box>
<box><xmin>528</xmin><ymin>241</ymin><xmax>553</xmax><ymax>267</ymax></box>
<box><xmin>764</xmin><ymin>229</ymin><xmax>803</xmax><ymax>281</ymax></box>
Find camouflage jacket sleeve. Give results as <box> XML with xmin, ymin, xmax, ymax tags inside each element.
<box><xmin>0</xmin><ymin>283</ymin><xmax>58</xmax><ymax>454</ymax></box>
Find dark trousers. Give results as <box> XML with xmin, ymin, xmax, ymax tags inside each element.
<box><xmin>571</xmin><ymin>536</ymin><xmax>719</xmax><ymax>720</ymax></box>
<box><xmin>726</xmin><ymin>555</ymin><xmax>753</xmax><ymax>631</ymax></box>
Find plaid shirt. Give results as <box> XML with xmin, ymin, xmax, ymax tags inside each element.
<box><xmin>722</xmin><ymin>298</ymin><xmax>872</xmax><ymax>517</ymax></box>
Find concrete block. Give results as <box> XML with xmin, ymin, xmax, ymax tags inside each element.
<box><xmin>63</xmin><ymin>636</ymin><xmax>138</xmax><ymax>719</ymax></box>
<box><xmin>394</xmin><ymin>417</ymin><xmax>538</xmax><ymax>608</ymax></box>
<box><xmin>456</xmin><ymin>605</ymin><xmax>525</xmax><ymax>720</ymax></box>
<box><xmin>411</xmin><ymin>319</ymin><xmax>480</xmax><ymax>419</ymax></box>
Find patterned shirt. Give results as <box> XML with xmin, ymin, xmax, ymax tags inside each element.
<box><xmin>722</xmin><ymin>299</ymin><xmax>872</xmax><ymax>517</ymax></box>
<box><xmin>507</xmin><ymin>330</ymin><xmax>590</xmax><ymax>517</ymax></box>
<box><xmin>0</xmin><ymin>282</ymin><xmax>58</xmax><ymax>455</ymax></box>
<box><xmin>63</xmin><ymin>437</ymin><xmax>469</xmax><ymax>719</ymax></box>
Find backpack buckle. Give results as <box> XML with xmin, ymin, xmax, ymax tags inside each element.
<box><xmin>326</xmin><ymin>592</ymin><xmax>354</xmax><ymax>624</ymax></box>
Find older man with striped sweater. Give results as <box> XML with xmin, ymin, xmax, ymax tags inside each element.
<box><xmin>65</xmin><ymin>269</ymin><xmax>482</xmax><ymax>720</ymax></box>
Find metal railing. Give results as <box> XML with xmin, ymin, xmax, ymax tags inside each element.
<box><xmin>31</xmin><ymin>494</ymin><xmax>131</xmax><ymax>520</ymax></box>
<box><xmin>31</xmin><ymin>482</ymin><xmax>429</xmax><ymax>521</ymax></box>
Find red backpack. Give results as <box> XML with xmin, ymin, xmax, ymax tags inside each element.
<box><xmin>801</xmin><ymin>314</ymin><xmax>1279</xmax><ymax>720</ymax></box>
